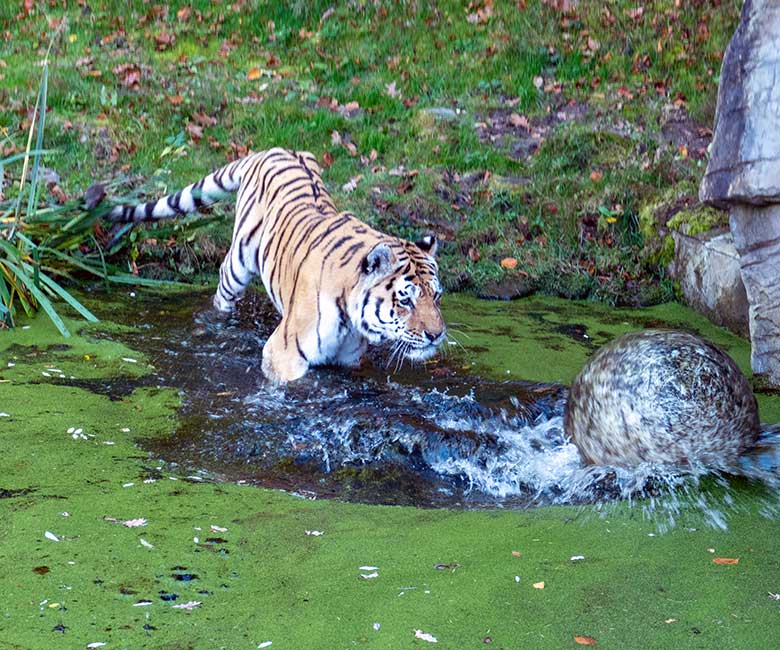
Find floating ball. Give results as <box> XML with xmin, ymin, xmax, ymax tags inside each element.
<box><xmin>564</xmin><ymin>330</ymin><xmax>760</xmax><ymax>467</ymax></box>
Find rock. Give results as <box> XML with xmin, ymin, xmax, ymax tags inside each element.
<box><xmin>477</xmin><ymin>275</ymin><xmax>537</xmax><ymax>300</ymax></box>
<box><xmin>669</xmin><ymin>228</ymin><xmax>749</xmax><ymax>336</ymax></box>
<box><xmin>84</xmin><ymin>183</ymin><xmax>107</xmax><ymax>210</ymax></box>
<box><xmin>564</xmin><ymin>330</ymin><xmax>760</xmax><ymax>468</ymax></box>
<box><xmin>699</xmin><ymin>0</ymin><xmax>780</xmax><ymax>385</ymax></box>
<box><xmin>420</xmin><ymin>107</ymin><xmax>459</xmax><ymax>121</ymax></box>
<box><xmin>699</xmin><ymin>0</ymin><xmax>780</xmax><ymax>207</ymax></box>
<box><xmin>729</xmin><ymin>205</ymin><xmax>780</xmax><ymax>380</ymax></box>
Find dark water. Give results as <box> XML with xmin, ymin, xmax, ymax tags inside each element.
<box><xmin>89</xmin><ymin>288</ymin><xmax>780</xmax><ymax>523</ymax></box>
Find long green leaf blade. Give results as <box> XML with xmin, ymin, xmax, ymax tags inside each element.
<box><xmin>26</xmin><ymin>65</ymin><xmax>49</xmax><ymax>219</ymax></box>
<box><xmin>2</xmin><ymin>258</ymin><xmax>70</xmax><ymax>336</ymax></box>
<box><xmin>21</xmin><ymin>261</ymin><xmax>98</xmax><ymax>323</ymax></box>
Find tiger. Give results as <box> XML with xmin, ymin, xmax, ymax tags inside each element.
<box><xmin>107</xmin><ymin>147</ymin><xmax>446</xmax><ymax>383</ymax></box>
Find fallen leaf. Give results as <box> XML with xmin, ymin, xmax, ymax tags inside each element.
<box><xmin>49</xmin><ymin>184</ymin><xmax>68</xmax><ymax>204</ymax></box>
<box><xmin>113</xmin><ymin>63</ymin><xmax>143</xmax><ymax>89</ymax></box>
<box><xmin>193</xmin><ymin>112</ymin><xmax>217</xmax><ymax>127</ymax></box>
<box><xmin>186</xmin><ymin>123</ymin><xmax>204</xmax><ymax>142</ymax></box>
<box><xmin>500</xmin><ymin>257</ymin><xmax>518</xmax><ymax>270</ymax></box>
<box><xmin>320</xmin><ymin>7</ymin><xmax>335</xmax><ymax>23</ymax></box>
<box><xmin>322</xmin><ymin>151</ymin><xmax>334</xmax><ymax>168</ymax></box>
<box><xmin>590</xmin><ymin>171</ymin><xmax>603</xmax><ymax>182</ymax></box>
<box><xmin>154</xmin><ymin>31</ymin><xmax>175</xmax><ymax>51</ymax></box>
<box><xmin>384</xmin><ymin>81</ymin><xmax>402</xmax><ymax>98</ymax></box>
<box><xmin>247</xmin><ymin>67</ymin><xmax>262</xmax><ymax>81</ymax></box>
<box><xmin>342</xmin><ymin>175</ymin><xmax>362</xmax><ymax>193</ymax></box>
<box><xmin>713</xmin><ymin>557</ymin><xmax>739</xmax><ymax>565</ymax></box>
<box><xmin>167</xmin><ymin>94</ymin><xmax>184</xmax><ymax>105</ymax></box>
<box><xmin>533</xmin><ymin>581</ymin><xmax>545</xmax><ymax>589</ymax></box>
<box><xmin>330</xmin><ymin>130</ymin><xmax>342</xmax><ymax>146</ymax></box>
<box><xmin>508</xmin><ymin>113</ymin><xmax>530</xmax><ymax>129</ymax></box>
<box><xmin>511</xmin><ymin>551</ymin><xmax>521</xmax><ymax>557</ymax></box>
<box><xmin>574</xmin><ymin>635</ymin><xmax>596</xmax><ymax>646</ymax></box>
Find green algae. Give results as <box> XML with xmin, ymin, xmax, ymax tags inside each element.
<box><xmin>442</xmin><ymin>294</ymin><xmax>780</xmax><ymax>423</ymax></box>
<box><xmin>3</xmin><ymin>295</ymin><xmax>780</xmax><ymax>649</ymax></box>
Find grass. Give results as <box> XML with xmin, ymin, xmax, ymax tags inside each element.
<box><xmin>0</xmin><ymin>0</ymin><xmax>740</xmax><ymax>303</ymax></box>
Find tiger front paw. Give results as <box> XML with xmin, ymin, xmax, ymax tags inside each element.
<box><xmin>212</xmin><ymin>293</ymin><xmax>235</xmax><ymax>313</ymax></box>
<box><xmin>261</xmin><ymin>330</ymin><xmax>309</xmax><ymax>383</ymax></box>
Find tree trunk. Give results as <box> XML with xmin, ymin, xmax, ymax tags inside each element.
<box><xmin>730</xmin><ymin>205</ymin><xmax>780</xmax><ymax>384</ymax></box>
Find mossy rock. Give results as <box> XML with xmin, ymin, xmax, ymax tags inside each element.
<box><xmin>638</xmin><ymin>182</ymin><xmax>728</xmax><ymax>267</ymax></box>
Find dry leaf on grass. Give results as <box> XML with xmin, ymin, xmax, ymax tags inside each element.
<box><xmin>574</xmin><ymin>635</ymin><xmax>597</xmax><ymax>646</ymax></box>
<box><xmin>712</xmin><ymin>557</ymin><xmax>739</xmax><ymax>565</ymax></box>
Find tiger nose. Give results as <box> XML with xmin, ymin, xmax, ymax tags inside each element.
<box><xmin>424</xmin><ymin>328</ymin><xmax>445</xmax><ymax>343</ymax></box>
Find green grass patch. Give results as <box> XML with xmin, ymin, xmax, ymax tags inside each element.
<box><xmin>0</xmin><ymin>1</ymin><xmax>739</xmax><ymax>302</ymax></box>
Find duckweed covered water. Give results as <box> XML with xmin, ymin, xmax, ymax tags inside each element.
<box><xmin>5</xmin><ymin>290</ymin><xmax>780</xmax><ymax>649</ymax></box>
<box><xmin>82</xmin><ymin>288</ymin><xmax>780</xmax><ymax>526</ymax></box>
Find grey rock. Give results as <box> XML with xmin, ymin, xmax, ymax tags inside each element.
<box><xmin>730</xmin><ymin>205</ymin><xmax>780</xmax><ymax>382</ymax></box>
<box><xmin>420</xmin><ymin>107</ymin><xmax>459</xmax><ymax>121</ymax></box>
<box><xmin>564</xmin><ymin>330</ymin><xmax>759</xmax><ymax>468</ymax></box>
<box><xmin>669</xmin><ymin>229</ymin><xmax>749</xmax><ymax>336</ymax></box>
<box><xmin>700</xmin><ymin>0</ymin><xmax>780</xmax><ymax>208</ymax></box>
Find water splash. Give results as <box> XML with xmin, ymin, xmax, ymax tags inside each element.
<box><xmin>101</xmin><ymin>289</ymin><xmax>780</xmax><ymax>528</ymax></box>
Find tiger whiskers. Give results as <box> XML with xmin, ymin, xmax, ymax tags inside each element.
<box><xmin>442</xmin><ymin>329</ymin><xmax>469</xmax><ymax>356</ymax></box>
<box><xmin>386</xmin><ymin>339</ymin><xmax>406</xmax><ymax>372</ymax></box>
<box><xmin>394</xmin><ymin>341</ymin><xmax>412</xmax><ymax>373</ymax></box>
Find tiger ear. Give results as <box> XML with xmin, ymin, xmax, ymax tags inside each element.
<box><xmin>362</xmin><ymin>243</ymin><xmax>395</xmax><ymax>276</ymax></box>
<box><xmin>416</xmin><ymin>234</ymin><xmax>437</xmax><ymax>257</ymax></box>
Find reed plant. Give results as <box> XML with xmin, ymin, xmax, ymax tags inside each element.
<box><xmin>0</xmin><ymin>28</ymin><xmax>177</xmax><ymax>335</ymax></box>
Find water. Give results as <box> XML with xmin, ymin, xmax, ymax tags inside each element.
<box><xmin>92</xmin><ymin>288</ymin><xmax>780</xmax><ymax>525</ymax></box>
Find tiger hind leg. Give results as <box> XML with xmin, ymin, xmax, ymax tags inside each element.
<box><xmin>213</xmin><ymin>245</ymin><xmax>255</xmax><ymax>312</ymax></box>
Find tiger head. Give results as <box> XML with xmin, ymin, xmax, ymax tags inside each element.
<box><xmin>352</xmin><ymin>235</ymin><xmax>446</xmax><ymax>361</ymax></box>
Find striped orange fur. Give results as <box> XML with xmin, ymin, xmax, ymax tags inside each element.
<box><xmin>109</xmin><ymin>148</ymin><xmax>446</xmax><ymax>382</ymax></box>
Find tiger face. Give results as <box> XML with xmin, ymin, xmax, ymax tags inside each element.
<box><xmin>352</xmin><ymin>235</ymin><xmax>446</xmax><ymax>362</ymax></box>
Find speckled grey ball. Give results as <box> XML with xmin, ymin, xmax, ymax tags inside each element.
<box><xmin>564</xmin><ymin>330</ymin><xmax>760</xmax><ymax>467</ymax></box>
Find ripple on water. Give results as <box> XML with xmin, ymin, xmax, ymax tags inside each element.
<box><xmin>104</xmin><ymin>289</ymin><xmax>780</xmax><ymax>527</ymax></box>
